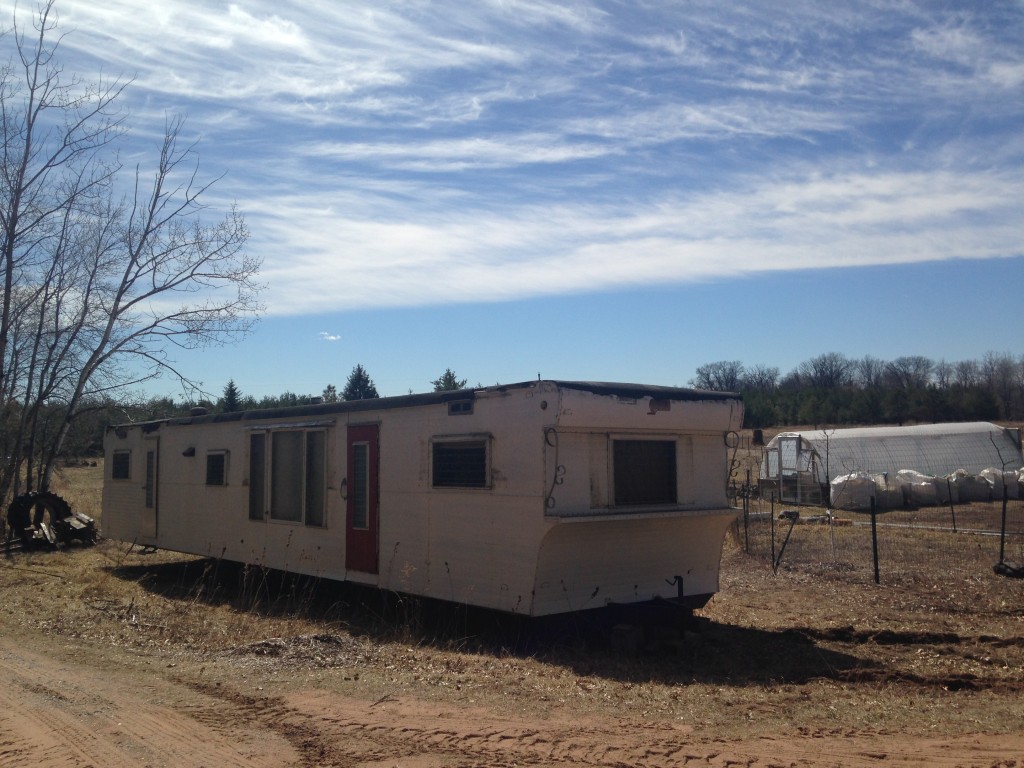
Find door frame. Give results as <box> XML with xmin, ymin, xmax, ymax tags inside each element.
<box><xmin>345</xmin><ymin>423</ymin><xmax>380</xmax><ymax>574</ymax></box>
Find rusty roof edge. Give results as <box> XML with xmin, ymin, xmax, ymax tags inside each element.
<box><xmin>108</xmin><ymin>380</ymin><xmax>740</xmax><ymax>429</ymax></box>
<box><xmin>550</xmin><ymin>381</ymin><xmax>741</xmax><ymax>402</ymax></box>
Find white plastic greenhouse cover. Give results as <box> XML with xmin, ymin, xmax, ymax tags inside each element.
<box><xmin>761</xmin><ymin>422</ymin><xmax>1023</xmax><ymax>487</ymax></box>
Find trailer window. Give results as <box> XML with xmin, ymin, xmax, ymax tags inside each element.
<box><xmin>271</xmin><ymin>432</ymin><xmax>304</xmax><ymax>522</ymax></box>
<box><xmin>305</xmin><ymin>431</ymin><xmax>326</xmax><ymax>527</ymax></box>
<box><xmin>432</xmin><ymin>439</ymin><xmax>488</xmax><ymax>488</ymax></box>
<box><xmin>111</xmin><ymin>450</ymin><xmax>131</xmax><ymax>480</ymax></box>
<box><xmin>613</xmin><ymin>439</ymin><xmax>677</xmax><ymax>506</ymax></box>
<box><xmin>249</xmin><ymin>433</ymin><xmax>265</xmax><ymax>520</ymax></box>
<box><xmin>206</xmin><ymin>451</ymin><xmax>227</xmax><ymax>486</ymax></box>
<box><xmin>351</xmin><ymin>442</ymin><xmax>370</xmax><ymax>528</ymax></box>
<box><xmin>254</xmin><ymin>429</ymin><xmax>328</xmax><ymax>526</ymax></box>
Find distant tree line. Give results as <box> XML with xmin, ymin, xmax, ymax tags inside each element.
<box><xmin>57</xmin><ymin>365</ymin><xmax>471</xmax><ymax>458</ymax></box>
<box><xmin>206</xmin><ymin>364</ymin><xmax>384</xmax><ymax>414</ymax></box>
<box><xmin>689</xmin><ymin>352</ymin><xmax>1023</xmax><ymax>428</ymax></box>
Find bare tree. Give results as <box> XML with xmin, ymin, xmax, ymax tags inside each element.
<box><xmin>884</xmin><ymin>356</ymin><xmax>934</xmax><ymax>390</ymax></box>
<box><xmin>798</xmin><ymin>352</ymin><xmax>852</xmax><ymax>389</ymax></box>
<box><xmin>741</xmin><ymin>364</ymin><xmax>779</xmax><ymax>392</ymax></box>
<box><xmin>689</xmin><ymin>360</ymin><xmax>744</xmax><ymax>392</ymax></box>
<box><xmin>854</xmin><ymin>355</ymin><xmax>886</xmax><ymax>389</ymax></box>
<box><xmin>0</xmin><ymin>3</ymin><xmax>261</xmax><ymax>497</ymax></box>
<box><xmin>933</xmin><ymin>359</ymin><xmax>953</xmax><ymax>389</ymax></box>
<box><xmin>1014</xmin><ymin>355</ymin><xmax>1024</xmax><ymax>420</ymax></box>
<box><xmin>980</xmin><ymin>352</ymin><xmax>1018</xmax><ymax>417</ymax></box>
<box><xmin>954</xmin><ymin>359</ymin><xmax>980</xmax><ymax>388</ymax></box>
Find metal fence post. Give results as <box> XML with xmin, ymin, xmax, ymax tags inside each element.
<box><xmin>947</xmin><ymin>477</ymin><xmax>957</xmax><ymax>533</ymax></box>
<box><xmin>999</xmin><ymin>484</ymin><xmax>1009</xmax><ymax>565</ymax></box>
<box><xmin>871</xmin><ymin>495</ymin><xmax>880</xmax><ymax>585</ymax></box>
<box><xmin>743</xmin><ymin>470</ymin><xmax>750</xmax><ymax>554</ymax></box>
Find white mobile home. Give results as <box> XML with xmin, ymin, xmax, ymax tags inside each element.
<box><xmin>102</xmin><ymin>381</ymin><xmax>743</xmax><ymax>617</ymax></box>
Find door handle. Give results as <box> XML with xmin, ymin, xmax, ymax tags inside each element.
<box><xmin>340</xmin><ymin>477</ymin><xmax>347</xmax><ymax>500</ymax></box>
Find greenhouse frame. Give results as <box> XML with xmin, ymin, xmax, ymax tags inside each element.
<box><xmin>759</xmin><ymin>422</ymin><xmax>1024</xmax><ymax>507</ymax></box>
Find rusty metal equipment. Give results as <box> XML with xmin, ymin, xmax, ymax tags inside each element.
<box><xmin>772</xmin><ymin>509</ymin><xmax>799</xmax><ymax>573</ymax></box>
<box><xmin>5</xmin><ymin>491</ymin><xmax>97</xmax><ymax>550</ymax></box>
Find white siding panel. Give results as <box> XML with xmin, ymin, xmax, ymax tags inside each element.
<box><xmin>532</xmin><ymin>512</ymin><xmax>736</xmax><ymax>615</ymax></box>
<box><xmin>422</xmin><ymin>493</ymin><xmax>543</xmax><ymax>614</ymax></box>
<box><xmin>691</xmin><ymin>435</ymin><xmax>728</xmax><ymax>507</ymax></box>
<box><xmin>677</xmin><ymin>435</ymin><xmax>696</xmax><ymax>506</ymax></box>
<box><xmin>544</xmin><ymin>431</ymin><xmax>592</xmax><ymax>517</ymax></box>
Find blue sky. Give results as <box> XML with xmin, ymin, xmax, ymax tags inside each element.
<box><xmin>17</xmin><ymin>1</ymin><xmax>1024</xmax><ymax>399</ymax></box>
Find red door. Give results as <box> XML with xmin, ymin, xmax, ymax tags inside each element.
<box><xmin>345</xmin><ymin>424</ymin><xmax>379</xmax><ymax>573</ymax></box>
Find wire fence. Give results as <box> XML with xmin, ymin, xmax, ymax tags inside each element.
<box><xmin>732</xmin><ymin>490</ymin><xmax>1024</xmax><ymax>585</ymax></box>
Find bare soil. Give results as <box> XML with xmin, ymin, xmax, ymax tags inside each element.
<box><xmin>1</xmin><ymin>463</ymin><xmax>1023</xmax><ymax>767</ymax></box>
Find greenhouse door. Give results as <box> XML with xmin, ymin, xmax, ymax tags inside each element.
<box><xmin>345</xmin><ymin>425</ymin><xmax>379</xmax><ymax>574</ymax></box>
<box><xmin>778</xmin><ymin>436</ymin><xmax>823</xmax><ymax>505</ymax></box>
<box><xmin>779</xmin><ymin>436</ymin><xmax>800</xmax><ymax>503</ymax></box>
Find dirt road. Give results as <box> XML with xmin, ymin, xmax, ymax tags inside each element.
<box><xmin>2</xmin><ymin>627</ymin><xmax>1021</xmax><ymax>768</ymax></box>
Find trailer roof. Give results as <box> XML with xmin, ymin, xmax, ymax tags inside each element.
<box><xmin>110</xmin><ymin>380</ymin><xmax>741</xmax><ymax>430</ymax></box>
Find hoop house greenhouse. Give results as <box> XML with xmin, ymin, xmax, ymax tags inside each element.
<box><xmin>759</xmin><ymin>422</ymin><xmax>1024</xmax><ymax>508</ymax></box>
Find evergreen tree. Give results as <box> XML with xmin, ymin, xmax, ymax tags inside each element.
<box><xmin>220</xmin><ymin>380</ymin><xmax>243</xmax><ymax>413</ymax></box>
<box><xmin>342</xmin><ymin>364</ymin><xmax>380</xmax><ymax>400</ymax></box>
<box><xmin>432</xmin><ymin>368</ymin><xmax>467</xmax><ymax>391</ymax></box>
<box><xmin>322</xmin><ymin>384</ymin><xmax>339</xmax><ymax>403</ymax></box>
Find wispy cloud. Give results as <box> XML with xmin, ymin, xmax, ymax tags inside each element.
<box><xmin>246</xmin><ymin>162</ymin><xmax>1023</xmax><ymax>314</ymax></box>
<box><xmin>36</xmin><ymin>0</ymin><xmax>1024</xmax><ymax>316</ymax></box>
<box><xmin>318</xmin><ymin>332</ymin><xmax>341</xmax><ymax>342</ymax></box>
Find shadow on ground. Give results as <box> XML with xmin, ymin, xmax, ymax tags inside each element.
<box><xmin>111</xmin><ymin>555</ymin><xmax>878</xmax><ymax>688</ymax></box>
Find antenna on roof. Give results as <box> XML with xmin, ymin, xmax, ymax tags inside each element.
<box><xmin>538</xmin><ymin>372</ymin><xmax>541</xmax><ymax>381</ymax></box>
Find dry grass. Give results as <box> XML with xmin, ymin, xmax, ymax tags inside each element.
<box><xmin>2</xmin><ymin>462</ymin><xmax>1022</xmax><ymax>742</ymax></box>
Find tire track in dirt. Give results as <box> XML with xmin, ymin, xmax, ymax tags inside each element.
<box><xmin>0</xmin><ymin>638</ymin><xmax>299</xmax><ymax>767</ymax></box>
<box><xmin>187</xmin><ymin>683</ymin><xmax>1024</xmax><ymax>767</ymax></box>
<box><xmin>2</xmin><ymin>633</ymin><xmax>1021</xmax><ymax>767</ymax></box>
<box><xmin>191</xmin><ymin>679</ymin><xmax>722</xmax><ymax>766</ymax></box>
